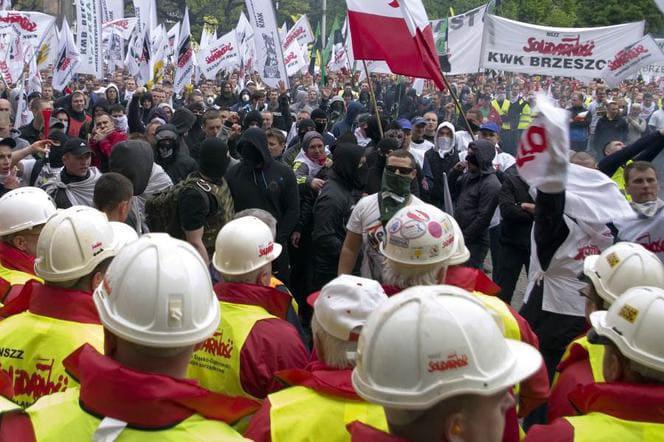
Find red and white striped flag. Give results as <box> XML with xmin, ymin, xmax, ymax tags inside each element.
<box><xmin>346</xmin><ymin>0</ymin><xmax>445</xmax><ymax>90</ymax></box>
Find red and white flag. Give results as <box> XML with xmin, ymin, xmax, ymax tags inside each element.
<box><xmin>346</xmin><ymin>0</ymin><xmax>445</xmax><ymax>90</ymax></box>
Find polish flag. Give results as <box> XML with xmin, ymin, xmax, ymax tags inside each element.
<box><xmin>346</xmin><ymin>0</ymin><xmax>445</xmax><ymax>90</ymax></box>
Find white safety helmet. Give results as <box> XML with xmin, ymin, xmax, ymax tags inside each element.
<box><xmin>94</xmin><ymin>234</ymin><xmax>220</xmax><ymax>348</ymax></box>
<box><xmin>352</xmin><ymin>285</ymin><xmax>542</xmax><ymax>409</ymax></box>
<box><xmin>380</xmin><ymin>204</ymin><xmax>466</xmax><ymax>266</ymax></box>
<box><xmin>213</xmin><ymin>216</ymin><xmax>282</xmax><ymax>275</ymax></box>
<box><xmin>584</xmin><ymin>242</ymin><xmax>664</xmax><ymax>305</ymax></box>
<box><xmin>447</xmin><ymin>215</ymin><xmax>471</xmax><ymax>265</ymax></box>
<box><xmin>35</xmin><ymin>206</ymin><xmax>122</xmax><ymax>282</ymax></box>
<box><xmin>0</xmin><ymin>187</ymin><xmax>56</xmax><ymax>236</ymax></box>
<box><xmin>590</xmin><ymin>286</ymin><xmax>664</xmax><ymax>372</ymax></box>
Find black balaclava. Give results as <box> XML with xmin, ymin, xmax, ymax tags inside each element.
<box><xmin>332</xmin><ymin>142</ymin><xmax>366</xmax><ymax>190</ymax></box>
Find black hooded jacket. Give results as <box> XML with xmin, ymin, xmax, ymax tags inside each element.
<box><xmin>225</xmin><ymin>128</ymin><xmax>299</xmax><ymax>246</ymax></box>
<box><xmin>311</xmin><ymin>143</ymin><xmax>365</xmax><ymax>280</ymax></box>
<box><xmin>154</xmin><ymin>125</ymin><xmax>199</xmax><ymax>184</ymax></box>
<box><xmin>449</xmin><ymin>139</ymin><xmax>502</xmax><ymax>243</ymax></box>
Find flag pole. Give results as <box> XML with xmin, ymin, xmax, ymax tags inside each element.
<box><xmin>362</xmin><ymin>60</ymin><xmax>383</xmax><ymax>138</ymax></box>
<box><xmin>439</xmin><ymin>72</ymin><xmax>474</xmax><ymax>137</ymax></box>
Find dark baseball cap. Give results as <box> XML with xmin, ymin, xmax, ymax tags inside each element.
<box><xmin>62</xmin><ymin>138</ymin><xmax>92</xmax><ymax>156</ymax></box>
<box><xmin>411</xmin><ymin>116</ymin><xmax>427</xmax><ymax>126</ymax></box>
<box><xmin>0</xmin><ymin>137</ymin><xmax>16</xmax><ymax>149</ymax></box>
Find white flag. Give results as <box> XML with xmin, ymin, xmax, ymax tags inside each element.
<box><xmin>166</xmin><ymin>21</ymin><xmax>180</xmax><ymax>56</ymax></box>
<box><xmin>601</xmin><ymin>34</ymin><xmax>664</xmax><ymax>86</ymax></box>
<box><xmin>103</xmin><ymin>18</ymin><xmax>138</xmax><ymax>40</ymax></box>
<box><xmin>53</xmin><ymin>19</ymin><xmax>80</xmax><ymax>91</ymax></box>
<box><xmin>2</xmin><ymin>34</ymin><xmax>25</xmax><ymax>86</ymax></box>
<box><xmin>199</xmin><ymin>30</ymin><xmax>241</xmax><ymax>79</ymax></box>
<box><xmin>236</xmin><ymin>12</ymin><xmax>255</xmax><ymax>71</ymax></box>
<box><xmin>13</xmin><ymin>80</ymin><xmax>29</xmax><ymax>129</ymax></box>
<box><xmin>0</xmin><ymin>12</ymin><xmax>56</xmax><ymax>49</ymax></box>
<box><xmin>0</xmin><ymin>0</ymin><xmax>11</xmax><ymax>11</ymax></box>
<box><xmin>36</xmin><ymin>24</ymin><xmax>59</xmax><ymax>69</ymax></box>
<box><xmin>173</xmin><ymin>8</ymin><xmax>193</xmax><ymax>94</ymax></box>
<box><xmin>75</xmin><ymin>0</ymin><xmax>103</xmax><ymax>77</ymax></box>
<box><xmin>656</xmin><ymin>0</ymin><xmax>664</xmax><ymax>15</ymax></box>
<box><xmin>200</xmin><ymin>25</ymin><xmax>214</xmax><ymax>49</ymax></box>
<box><xmin>283</xmin><ymin>39</ymin><xmax>307</xmax><ymax>76</ymax></box>
<box><xmin>129</xmin><ymin>21</ymin><xmax>151</xmax><ymax>86</ymax></box>
<box><xmin>283</xmin><ymin>15</ymin><xmax>314</xmax><ymax>49</ymax></box>
<box><xmin>244</xmin><ymin>0</ymin><xmax>289</xmax><ymax>88</ymax></box>
<box><xmin>26</xmin><ymin>44</ymin><xmax>41</xmax><ymax>94</ymax></box>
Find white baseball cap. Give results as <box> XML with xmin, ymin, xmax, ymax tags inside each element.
<box><xmin>313</xmin><ymin>275</ymin><xmax>388</xmax><ymax>341</ymax></box>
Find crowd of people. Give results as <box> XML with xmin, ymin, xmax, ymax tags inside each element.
<box><xmin>0</xmin><ymin>66</ymin><xmax>663</xmax><ymax>441</ymax></box>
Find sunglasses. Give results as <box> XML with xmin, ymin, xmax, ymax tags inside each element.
<box><xmin>386</xmin><ymin>165</ymin><xmax>414</xmax><ymax>175</ymax></box>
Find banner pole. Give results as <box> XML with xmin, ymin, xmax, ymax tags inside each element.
<box><xmin>439</xmin><ymin>71</ymin><xmax>474</xmax><ymax>137</ymax></box>
<box><xmin>362</xmin><ymin>60</ymin><xmax>383</xmax><ymax>138</ymax></box>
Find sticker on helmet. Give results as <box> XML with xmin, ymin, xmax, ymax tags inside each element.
<box><xmin>92</xmin><ymin>241</ymin><xmax>104</xmax><ymax>257</ymax></box>
<box><xmin>406</xmin><ymin>209</ymin><xmax>430</xmax><ymax>223</ymax></box>
<box><xmin>388</xmin><ymin>218</ymin><xmax>402</xmax><ymax>234</ymax></box>
<box><xmin>606</xmin><ymin>252</ymin><xmax>620</xmax><ymax>268</ymax></box>
<box><xmin>388</xmin><ymin>235</ymin><xmax>409</xmax><ymax>248</ymax></box>
<box><xmin>401</xmin><ymin>220</ymin><xmax>426</xmax><ymax>239</ymax></box>
<box><xmin>258</xmin><ymin>242</ymin><xmax>274</xmax><ymax>257</ymax></box>
<box><xmin>618</xmin><ymin>304</ymin><xmax>639</xmax><ymax>323</ymax></box>
<box><xmin>410</xmin><ymin>246</ymin><xmax>424</xmax><ymax>259</ymax></box>
<box><xmin>428</xmin><ymin>221</ymin><xmax>442</xmax><ymax>238</ymax></box>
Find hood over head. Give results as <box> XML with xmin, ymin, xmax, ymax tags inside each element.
<box><xmin>344</xmin><ymin>101</ymin><xmax>363</xmax><ymax>125</ymax></box>
<box><xmin>332</xmin><ymin>142</ymin><xmax>366</xmax><ymax>190</ymax></box>
<box><xmin>237</xmin><ymin>127</ymin><xmax>271</xmax><ymax>169</ymax></box>
<box><xmin>200</xmin><ymin>138</ymin><xmax>231</xmax><ymax>181</ymax></box>
<box><xmin>170</xmin><ymin>107</ymin><xmax>196</xmax><ymax>135</ymax></box>
<box><xmin>468</xmin><ymin>139</ymin><xmax>497</xmax><ymax>173</ymax></box>
<box><xmin>434</xmin><ymin>121</ymin><xmax>457</xmax><ymax>154</ymax></box>
<box><xmin>243</xmin><ymin>110</ymin><xmax>264</xmax><ymax>130</ymax></box>
<box><xmin>105</xmin><ymin>84</ymin><xmax>120</xmax><ymax>103</ymax></box>
<box><xmin>109</xmin><ymin>140</ymin><xmax>154</xmax><ymax>195</ymax></box>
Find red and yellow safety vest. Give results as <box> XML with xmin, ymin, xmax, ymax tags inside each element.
<box><xmin>0</xmin><ymin>283</ymin><xmax>103</xmax><ymax>408</ymax></box>
<box><xmin>25</xmin><ymin>388</ymin><xmax>246</xmax><ymax>441</ymax></box>
<box><xmin>564</xmin><ymin>412</ymin><xmax>664</xmax><ymax>441</ymax></box>
<box><xmin>0</xmin><ymin>261</ymin><xmax>41</xmax><ymax>307</ymax></box>
<box><xmin>188</xmin><ymin>301</ymin><xmax>275</xmax><ymax>400</ymax></box>
<box><xmin>268</xmin><ymin>385</ymin><xmax>388</xmax><ymax>442</ymax></box>
<box><xmin>555</xmin><ymin>335</ymin><xmax>605</xmax><ymax>386</ymax></box>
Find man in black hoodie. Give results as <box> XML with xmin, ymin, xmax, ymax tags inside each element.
<box><xmin>449</xmin><ymin>139</ymin><xmax>502</xmax><ymax>269</ymax></box>
<box><xmin>311</xmin><ymin>143</ymin><xmax>367</xmax><ymax>290</ymax></box>
<box><xmin>153</xmin><ymin>124</ymin><xmax>198</xmax><ymax>184</ymax></box>
<box><xmin>225</xmin><ymin>128</ymin><xmax>299</xmax><ymax>284</ymax></box>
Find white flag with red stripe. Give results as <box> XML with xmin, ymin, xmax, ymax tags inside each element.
<box><xmin>346</xmin><ymin>0</ymin><xmax>445</xmax><ymax>90</ymax></box>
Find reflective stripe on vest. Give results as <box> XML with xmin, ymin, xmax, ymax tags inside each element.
<box><xmin>0</xmin><ymin>395</ymin><xmax>20</xmax><ymax>413</ymax></box>
<box><xmin>557</xmin><ymin>336</ymin><xmax>606</xmax><ymax>384</ymax></box>
<box><xmin>269</xmin><ymin>385</ymin><xmax>388</xmax><ymax>442</ymax></box>
<box><xmin>0</xmin><ymin>312</ymin><xmax>103</xmax><ymax>408</ymax></box>
<box><xmin>611</xmin><ymin>161</ymin><xmax>632</xmax><ymax>201</ymax></box>
<box><xmin>475</xmin><ymin>293</ymin><xmax>521</xmax><ymax>341</ymax></box>
<box><xmin>565</xmin><ymin>412</ymin><xmax>664</xmax><ymax>441</ymax></box>
<box><xmin>27</xmin><ymin>388</ymin><xmax>246</xmax><ymax>441</ymax></box>
<box><xmin>0</xmin><ymin>262</ymin><xmax>40</xmax><ymax>302</ymax></box>
<box><xmin>518</xmin><ymin>104</ymin><xmax>533</xmax><ymax>129</ymax></box>
<box><xmin>270</xmin><ymin>276</ymin><xmax>299</xmax><ymax>314</ymax></box>
<box><xmin>187</xmin><ymin>301</ymin><xmax>275</xmax><ymax>399</ymax></box>
<box><xmin>492</xmin><ymin>100</ymin><xmax>511</xmax><ymax>129</ymax></box>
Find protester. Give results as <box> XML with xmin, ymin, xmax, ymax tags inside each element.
<box><xmin>187</xmin><ymin>217</ymin><xmax>308</xmax><ymax>400</ymax></box>
<box><xmin>0</xmin><ymin>234</ymin><xmax>257</xmax><ymax>440</ymax></box>
<box><xmin>245</xmin><ymin>275</ymin><xmax>389</xmax><ymax>441</ymax></box>
<box><xmin>349</xmin><ymin>285</ymin><xmax>543</xmax><ymax>442</ymax></box>
<box><xmin>0</xmin><ymin>207</ymin><xmax>123</xmax><ymax>408</ymax></box>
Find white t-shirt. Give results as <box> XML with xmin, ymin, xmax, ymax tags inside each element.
<box><xmin>346</xmin><ymin>193</ymin><xmax>423</xmax><ymax>281</ymax></box>
<box><xmin>409</xmin><ymin>139</ymin><xmax>434</xmax><ymax>168</ymax></box>
<box><xmin>648</xmin><ymin>109</ymin><xmax>664</xmax><ymax>130</ymax></box>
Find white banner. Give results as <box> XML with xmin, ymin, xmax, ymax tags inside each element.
<box><xmin>481</xmin><ymin>15</ymin><xmax>644</xmax><ymax>77</ymax></box>
<box><xmin>132</xmin><ymin>0</ymin><xmax>156</xmax><ymax>35</ymax></box>
<box><xmin>283</xmin><ymin>14</ymin><xmax>314</xmax><ymax>50</ymax></box>
<box><xmin>26</xmin><ymin>44</ymin><xmax>41</xmax><ymax>94</ymax></box>
<box><xmin>245</xmin><ymin>0</ymin><xmax>289</xmax><ymax>88</ymax></box>
<box><xmin>103</xmin><ymin>18</ymin><xmax>137</xmax><ymax>40</ymax></box>
<box><xmin>173</xmin><ymin>8</ymin><xmax>193</xmax><ymax>94</ymax></box>
<box><xmin>446</xmin><ymin>4</ymin><xmax>488</xmax><ymax>74</ymax></box>
<box><xmin>640</xmin><ymin>38</ymin><xmax>664</xmax><ymax>80</ymax></box>
<box><xmin>0</xmin><ymin>11</ymin><xmax>55</xmax><ymax>48</ymax></box>
<box><xmin>0</xmin><ymin>33</ymin><xmax>24</xmax><ymax>86</ymax></box>
<box><xmin>76</xmin><ymin>0</ymin><xmax>103</xmax><ymax>77</ymax></box>
<box><xmin>199</xmin><ymin>30</ymin><xmax>240</xmax><ymax>79</ymax></box>
<box><xmin>602</xmin><ymin>35</ymin><xmax>664</xmax><ymax>86</ymax></box>
<box><xmin>284</xmin><ymin>39</ymin><xmax>307</xmax><ymax>76</ymax></box>
<box><xmin>36</xmin><ymin>24</ymin><xmax>58</xmax><ymax>69</ymax></box>
<box><xmin>100</xmin><ymin>0</ymin><xmax>123</xmax><ymax>22</ymax></box>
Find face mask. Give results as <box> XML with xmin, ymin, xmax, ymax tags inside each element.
<box><xmin>381</xmin><ymin>169</ymin><xmax>412</xmax><ymax>198</ymax></box>
<box><xmin>631</xmin><ymin>200</ymin><xmax>663</xmax><ymax>218</ymax></box>
<box><xmin>112</xmin><ymin>115</ymin><xmax>128</xmax><ymax>133</ymax></box>
<box><xmin>157</xmin><ymin>140</ymin><xmax>175</xmax><ymax>159</ymax></box>
<box><xmin>59</xmin><ymin>121</ymin><xmax>68</xmax><ymax>133</ymax></box>
<box><xmin>466</xmin><ymin>152</ymin><xmax>479</xmax><ymax>167</ymax></box>
<box><xmin>315</xmin><ymin>121</ymin><xmax>327</xmax><ymax>133</ymax></box>
<box><xmin>48</xmin><ymin>147</ymin><xmax>64</xmax><ymax>168</ymax></box>
<box><xmin>437</xmin><ymin>137</ymin><xmax>453</xmax><ymax>155</ymax></box>
<box><xmin>241</xmin><ymin>94</ymin><xmax>250</xmax><ymax>102</ymax></box>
